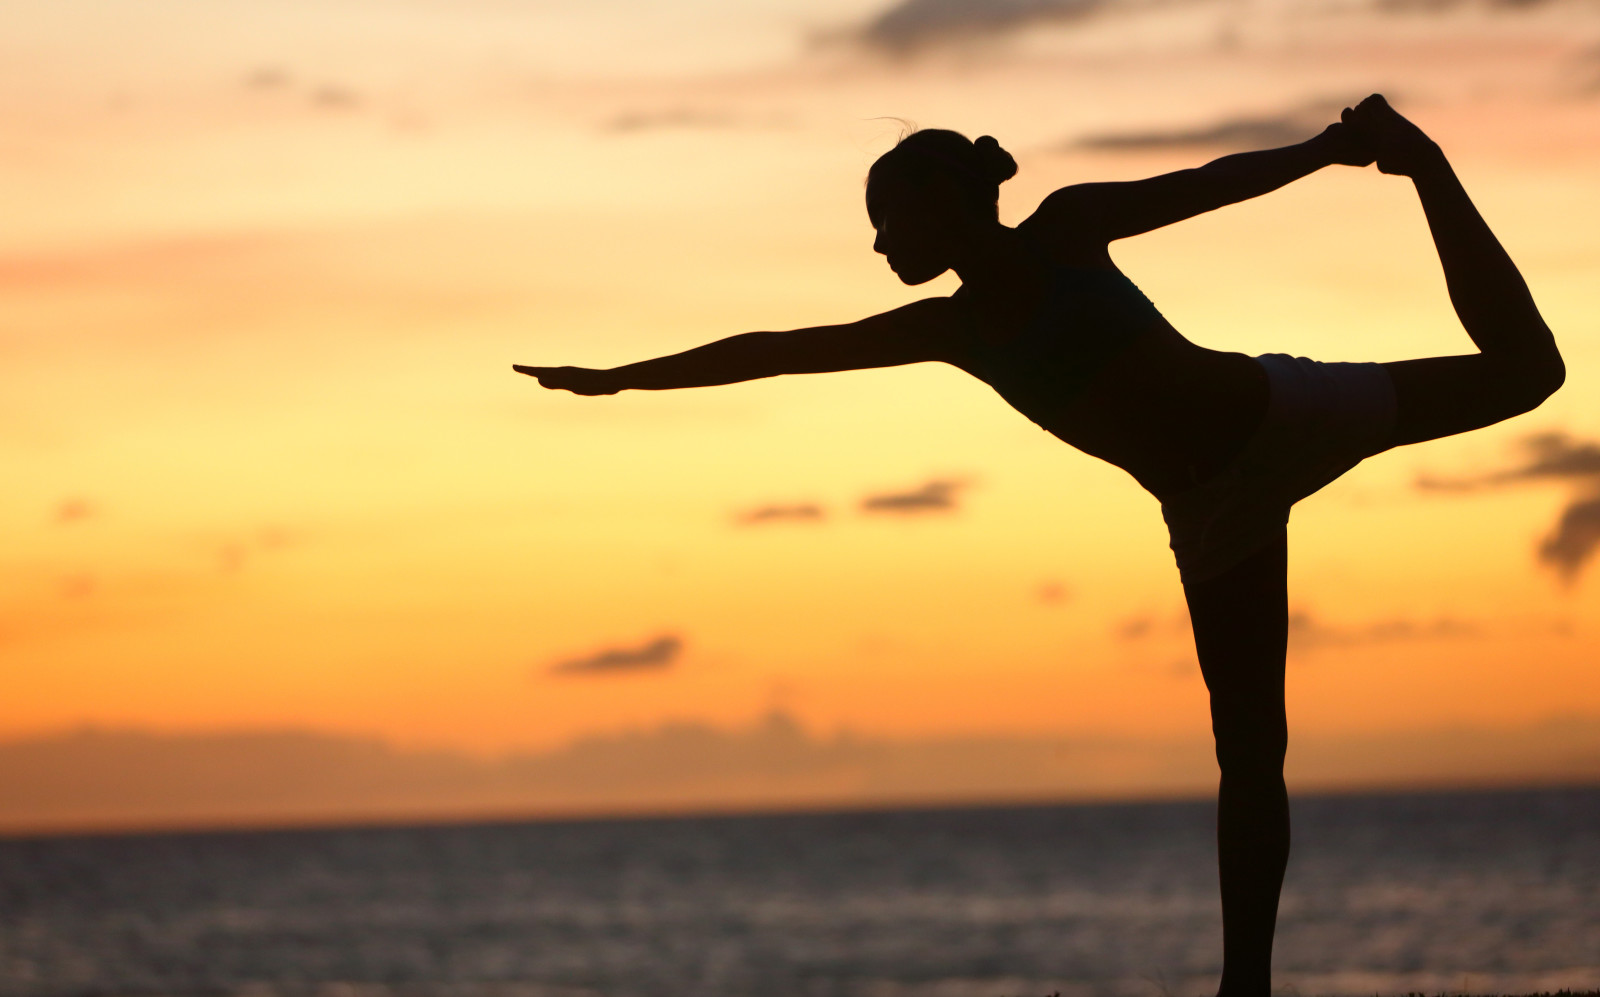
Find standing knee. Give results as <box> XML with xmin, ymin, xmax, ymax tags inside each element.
<box><xmin>1212</xmin><ymin>718</ymin><xmax>1288</xmax><ymax>782</ymax></box>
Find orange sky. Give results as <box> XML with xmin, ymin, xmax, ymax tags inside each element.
<box><xmin>2</xmin><ymin>0</ymin><xmax>1599</xmax><ymax>814</ymax></box>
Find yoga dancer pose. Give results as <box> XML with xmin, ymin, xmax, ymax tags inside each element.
<box><xmin>514</xmin><ymin>95</ymin><xmax>1562</xmax><ymax>996</ymax></box>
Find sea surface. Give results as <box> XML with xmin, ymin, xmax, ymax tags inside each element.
<box><xmin>1</xmin><ymin>786</ymin><xmax>1597</xmax><ymax>997</ymax></box>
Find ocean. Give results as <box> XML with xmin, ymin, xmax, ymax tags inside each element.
<box><xmin>0</xmin><ymin>785</ymin><xmax>1596</xmax><ymax>997</ymax></box>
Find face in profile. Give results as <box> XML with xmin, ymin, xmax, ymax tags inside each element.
<box><xmin>868</xmin><ymin>180</ymin><xmax>960</xmax><ymax>286</ymax></box>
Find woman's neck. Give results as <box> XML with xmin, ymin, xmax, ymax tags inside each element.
<box><xmin>951</xmin><ymin>223</ymin><xmax>1049</xmax><ymax>317</ymax></box>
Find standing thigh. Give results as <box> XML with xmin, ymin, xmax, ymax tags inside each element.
<box><xmin>1183</xmin><ymin>532</ymin><xmax>1290</xmax><ymax>769</ymax></box>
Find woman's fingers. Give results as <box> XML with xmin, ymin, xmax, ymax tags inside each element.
<box><xmin>511</xmin><ymin>364</ymin><xmax>617</xmax><ymax>395</ymax></box>
<box><xmin>1343</xmin><ymin>94</ymin><xmax>1393</xmax><ymax>133</ymax></box>
<box><xmin>513</xmin><ymin>364</ymin><xmax>566</xmax><ymax>390</ymax></box>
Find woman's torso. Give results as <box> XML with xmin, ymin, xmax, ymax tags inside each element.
<box><xmin>946</xmin><ymin>218</ymin><xmax>1267</xmax><ymax>501</ymax></box>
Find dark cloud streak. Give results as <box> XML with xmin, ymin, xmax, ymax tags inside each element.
<box><xmin>1418</xmin><ymin>431</ymin><xmax>1600</xmax><ymax>491</ymax></box>
<box><xmin>1417</xmin><ymin>431</ymin><xmax>1600</xmax><ymax>582</ymax></box>
<box><xmin>843</xmin><ymin>0</ymin><xmax>1573</xmax><ymax>56</ymax></box>
<box><xmin>736</xmin><ymin>503</ymin><xmax>826</xmax><ymax>525</ymax></box>
<box><xmin>1540</xmin><ymin>494</ymin><xmax>1600</xmax><ymax>582</ymax></box>
<box><xmin>602</xmin><ymin>108</ymin><xmax>792</xmax><ymax>134</ymax></box>
<box><xmin>1071</xmin><ymin>99</ymin><xmax>1351</xmax><ymax>153</ymax></box>
<box><xmin>860</xmin><ymin>478</ymin><xmax>968</xmax><ymax>514</ymax></box>
<box><xmin>549</xmin><ymin>634</ymin><xmax>683</xmax><ymax>676</ymax></box>
<box><xmin>1287</xmin><ymin>611</ymin><xmax>1479</xmax><ymax>651</ymax></box>
<box><xmin>1115</xmin><ymin>607</ymin><xmax>1480</xmax><ymax>650</ymax></box>
<box><xmin>843</xmin><ymin>0</ymin><xmax>1109</xmax><ymax>55</ymax></box>
<box><xmin>1376</xmin><ymin>0</ymin><xmax>1564</xmax><ymax>11</ymax></box>
<box><xmin>1076</xmin><ymin>116</ymin><xmax>1322</xmax><ymax>153</ymax></box>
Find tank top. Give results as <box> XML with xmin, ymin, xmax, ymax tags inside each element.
<box><xmin>961</xmin><ymin>265</ymin><xmax>1165</xmax><ymax>435</ymax></box>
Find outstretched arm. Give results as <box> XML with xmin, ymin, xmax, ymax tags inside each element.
<box><xmin>515</xmin><ymin>296</ymin><xmax>961</xmax><ymax>395</ymax></box>
<box><xmin>1040</xmin><ymin>122</ymin><xmax>1373</xmax><ymax>243</ymax></box>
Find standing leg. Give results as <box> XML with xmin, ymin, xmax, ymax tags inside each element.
<box><xmin>1344</xmin><ymin>95</ymin><xmax>1564</xmax><ymax>447</ymax></box>
<box><xmin>1183</xmin><ymin>531</ymin><xmax>1291</xmax><ymax>997</ymax></box>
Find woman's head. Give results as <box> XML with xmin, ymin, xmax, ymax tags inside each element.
<box><xmin>866</xmin><ymin>128</ymin><xmax>1018</xmax><ymax>284</ymax></box>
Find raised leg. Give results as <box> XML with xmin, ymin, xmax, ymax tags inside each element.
<box><xmin>1183</xmin><ymin>531</ymin><xmax>1291</xmax><ymax>997</ymax></box>
<box><xmin>1344</xmin><ymin>95</ymin><xmax>1564</xmax><ymax>447</ymax></box>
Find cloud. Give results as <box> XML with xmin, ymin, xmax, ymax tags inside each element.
<box><xmin>1417</xmin><ymin>431</ymin><xmax>1600</xmax><ymax>491</ymax></box>
<box><xmin>213</xmin><ymin>526</ymin><xmax>300</xmax><ymax>575</ymax></box>
<box><xmin>1036</xmin><ymin>580</ymin><xmax>1072</xmax><ymax>605</ymax></box>
<box><xmin>243</xmin><ymin>67</ymin><xmax>292</xmax><ymax>90</ymax></box>
<box><xmin>54</xmin><ymin>498</ymin><xmax>95</xmax><ymax>525</ymax></box>
<box><xmin>835</xmin><ymin>0</ymin><xmax>1589</xmax><ymax>57</ymax></box>
<box><xmin>1417</xmin><ymin>431</ymin><xmax>1600</xmax><ymax>581</ymax></box>
<box><xmin>1116</xmin><ymin>615</ymin><xmax>1157</xmax><ymax>641</ymax></box>
<box><xmin>736</xmin><ymin>503</ymin><xmax>827</xmax><ymax>525</ymax></box>
<box><xmin>841</xmin><ymin>0</ymin><xmax>1110</xmax><ymax>55</ymax></box>
<box><xmin>1287</xmin><ymin>610</ymin><xmax>1479</xmax><ymax>651</ymax></box>
<box><xmin>311</xmin><ymin>86</ymin><xmax>362</xmax><ymax>110</ymax></box>
<box><xmin>1532</xmin><ymin>490</ymin><xmax>1600</xmax><ymax>582</ymax></box>
<box><xmin>1539</xmin><ymin>494</ymin><xmax>1600</xmax><ymax>582</ymax></box>
<box><xmin>1072</xmin><ymin>99</ymin><xmax>1350</xmax><ymax>153</ymax></box>
<box><xmin>860</xmin><ymin>478</ymin><xmax>969</xmax><ymax>514</ymax></box>
<box><xmin>1114</xmin><ymin>606</ymin><xmax>1479</xmax><ymax>651</ymax></box>
<box><xmin>1375</xmin><ymin>0</ymin><xmax>1566</xmax><ymax>11</ymax></box>
<box><xmin>1075</xmin><ymin>115</ymin><xmax>1320</xmax><ymax>153</ymax></box>
<box><xmin>241</xmin><ymin>66</ymin><xmax>361</xmax><ymax>111</ymax></box>
<box><xmin>1114</xmin><ymin>609</ymin><xmax>1189</xmax><ymax>642</ymax></box>
<box><xmin>601</xmin><ymin>108</ymin><xmax>792</xmax><ymax>134</ymax></box>
<box><xmin>834</xmin><ymin>0</ymin><xmax>1571</xmax><ymax>58</ymax></box>
<box><xmin>548</xmin><ymin>634</ymin><xmax>683</xmax><ymax>676</ymax></box>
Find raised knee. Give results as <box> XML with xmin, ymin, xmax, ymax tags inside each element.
<box><xmin>1530</xmin><ymin>350</ymin><xmax>1566</xmax><ymax>404</ymax></box>
<box><xmin>1505</xmin><ymin>346</ymin><xmax>1565</xmax><ymax>415</ymax></box>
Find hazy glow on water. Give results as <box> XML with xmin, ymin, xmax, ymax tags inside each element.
<box><xmin>2</xmin><ymin>788</ymin><xmax>1596</xmax><ymax>996</ymax></box>
<box><xmin>2</xmin><ymin>0</ymin><xmax>1600</xmax><ymax>820</ymax></box>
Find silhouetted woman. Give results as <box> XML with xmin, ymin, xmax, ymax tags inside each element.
<box><xmin>514</xmin><ymin>95</ymin><xmax>1563</xmax><ymax>997</ymax></box>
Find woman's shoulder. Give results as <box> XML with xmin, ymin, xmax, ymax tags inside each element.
<box><xmin>1018</xmin><ymin>190</ymin><xmax>1117</xmax><ymax>270</ymax></box>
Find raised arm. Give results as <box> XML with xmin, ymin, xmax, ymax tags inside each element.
<box><xmin>515</xmin><ymin>296</ymin><xmax>961</xmax><ymax>395</ymax></box>
<box><xmin>1038</xmin><ymin>120</ymin><xmax>1373</xmax><ymax>245</ymax></box>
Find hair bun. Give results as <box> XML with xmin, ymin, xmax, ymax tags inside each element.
<box><xmin>973</xmin><ymin>135</ymin><xmax>1018</xmax><ymax>185</ymax></box>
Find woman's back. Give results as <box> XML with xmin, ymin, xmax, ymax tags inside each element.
<box><xmin>948</xmin><ymin>216</ymin><xmax>1269</xmax><ymax>499</ymax></box>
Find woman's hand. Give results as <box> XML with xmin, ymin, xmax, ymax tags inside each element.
<box><xmin>1310</xmin><ymin>121</ymin><xmax>1376</xmax><ymax>169</ymax></box>
<box><xmin>512</xmin><ymin>364</ymin><xmax>622</xmax><ymax>395</ymax></box>
<box><xmin>1341</xmin><ymin>94</ymin><xmax>1447</xmax><ymax>178</ymax></box>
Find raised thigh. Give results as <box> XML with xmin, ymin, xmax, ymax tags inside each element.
<box><xmin>1182</xmin><ymin>531</ymin><xmax>1290</xmax><ymax>763</ymax></box>
<box><xmin>1383</xmin><ymin>354</ymin><xmax>1543</xmax><ymax>450</ymax></box>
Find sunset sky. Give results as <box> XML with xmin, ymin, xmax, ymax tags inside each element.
<box><xmin>3</xmin><ymin>0</ymin><xmax>1599</xmax><ymax>824</ymax></box>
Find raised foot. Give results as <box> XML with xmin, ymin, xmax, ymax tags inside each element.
<box><xmin>1341</xmin><ymin>93</ymin><xmax>1446</xmax><ymax>178</ymax></box>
